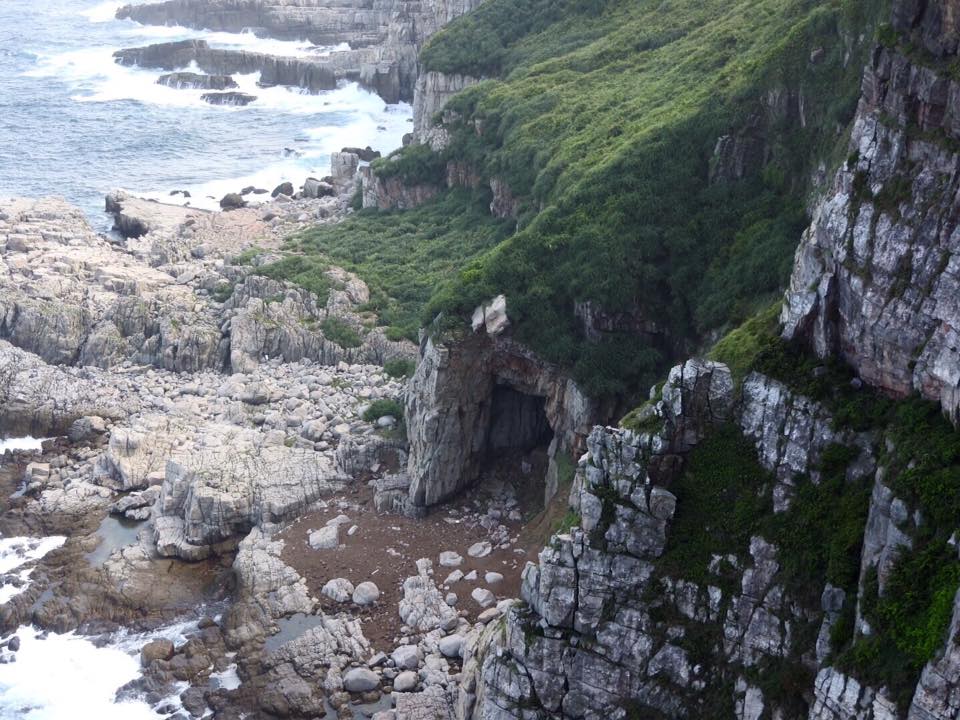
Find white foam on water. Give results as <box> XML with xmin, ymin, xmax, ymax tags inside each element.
<box><xmin>131</xmin><ymin>83</ymin><xmax>411</xmax><ymax>208</ymax></box>
<box><xmin>0</xmin><ymin>536</ymin><xmax>66</xmax><ymax>604</ymax></box>
<box><xmin>0</xmin><ymin>536</ymin><xmax>66</xmax><ymax>575</ymax></box>
<box><xmin>0</xmin><ymin>620</ymin><xmax>198</xmax><ymax>720</ymax></box>
<box><xmin>209</xmin><ymin>664</ymin><xmax>241</xmax><ymax>691</ymax></box>
<box><xmin>81</xmin><ymin>1</ymin><xmax>124</xmax><ymax>23</ymax></box>
<box><xmin>0</xmin><ymin>437</ymin><xmax>47</xmax><ymax>453</ymax></box>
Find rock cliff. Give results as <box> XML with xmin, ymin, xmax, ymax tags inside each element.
<box><xmin>782</xmin><ymin>0</ymin><xmax>960</xmax><ymax>422</ymax></box>
<box><xmin>403</xmin><ymin>318</ymin><xmax>601</xmax><ymax>514</ymax></box>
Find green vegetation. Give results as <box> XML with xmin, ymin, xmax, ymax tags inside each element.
<box><xmin>279</xmin><ymin>190</ymin><xmax>511</xmax><ymax>341</ymax></box>
<box><xmin>321</xmin><ymin>316</ymin><xmax>362</xmax><ymax>348</ymax></box>
<box><xmin>657</xmin><ymin>425</ymin><xmax>771</xmax><ymax>585</ymax></box>
<box><xmin>257</xmin><ymin>256</ymin><xmax>332</xmax><ymax>304</ymax></box>
<box><xmin>762</xmin><ymin>443</ymin><xmax>871</xmax><ymax>603</ymax></box>
<box><xmin>414</xmin><ymin>0</ymin><xmax>885</xmax><ymax>396</ymax></box>
<box><xmin>233</xmin><ymin>245</ymin><xmax>265</xmax><ymax>266</ymax></box>
<box><xmin>371</xmin><ymin>144</ymin><xmax>448</xmax><ymax>186</ymax></box>
<box><xmin>707</xmin><ymin>302</ymin><xmax>782</xmax><ymax>384</ymax></box>
<box><xmin>211</xmin><ymin>281</ymin><xmax>234</xmax><ymax>303</ymax></box>
<box><xmin>687</xmin><ymin>326</ymin><xmax>960</xmax><ymax>711</ymax></box>
<box><xmin>256</xmin><ymin>0</ymin><xmax>887</xmax><ymax>399</ymax></box>
<box><xmin>383</xmin><ymin>357</ymin><xmax>417</xmax><ymax>379</ymax></box>
<box><xmin>362</xmin><ymin>398</ymin><xmax>405</xmax><ymax>422</ymax></box>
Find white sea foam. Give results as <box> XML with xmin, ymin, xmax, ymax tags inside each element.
<box><xmin>0</xmin><ymin>620</ymin><xmax>199</xmax><ymax>720</ymax></box>
<box><xmin>80</xmin><ymin>1</ymin><xmax>124</xmax><ymax>23</ymax></box>
<box><xmin>0</xmin><ymin>536</ymin><xmax>66</xmax><ymax>605</ymax></box>
<box><xmin>131</xmin><ymin>84</ymin><xmax>411</xmax><ymax>208</ymax></box>
<box><xmin>0</xmin><ymin>436</ymin><xmax>47</xmax><ymax>453</ymax></box>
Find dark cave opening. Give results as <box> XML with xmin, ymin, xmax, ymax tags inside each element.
<box><xmin>480</xmin><ymin>383</ymin><xmax>555</xmax><ymax>515</ymax></box>
<box><xmin>487</xmin><ymin>384</ymin><xmax>553</xmax><ymax>453</ymax></box>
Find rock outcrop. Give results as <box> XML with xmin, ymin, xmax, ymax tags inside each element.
<box><xmin>412</xmin><ymin>71</ymin><xmax>480</xmax><ymax>148</ymax></box>
<box><xmin>404</xmin><ymin>315</ymin><xmax>601</xmax><ymax>512</ymax></box>
<box><xmin>115</xmin><ymin>0</ymin><xmax>485</xmax><ymax>103</ymax></box>
<box><xmin>782</xmin><ymin>1</ymin><xmax>960</xmax><ymax>422</ymax></box>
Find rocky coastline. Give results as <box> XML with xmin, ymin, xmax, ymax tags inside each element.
<box><xmin>5</xmin><ymin>0</ymin><xmax>960</xmax><ymax>719</ymax></box>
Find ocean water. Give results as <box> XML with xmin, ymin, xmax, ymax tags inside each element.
<box><xmin>0</xmin><ymin>0</ymin><xmax>412</xmax><ymax>229</ymax></box>
<box><xmin>0</xmin><ymin>533</ymin><xmax>204</xmax><ymax>718</ymax></box>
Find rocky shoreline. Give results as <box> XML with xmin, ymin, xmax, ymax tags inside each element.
<box><xmin>0</xmin><ymin>180</ymin><xmax>536</xmax><ymax>718</ymax></box>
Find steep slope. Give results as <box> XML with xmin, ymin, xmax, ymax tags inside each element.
<box><xmin>440</xmin><ymin>3</ymin><xmax>960</xmax><ymax>717</ymax></box>
<box><xmin>782</xmin><ymin>0</ymin><xmax>960</xmax><ymax>423</ymax></box>
<box><xmin>271</xmin><ymin>0</ymin><xmax>887</xmax><ymax>399</ymax></box>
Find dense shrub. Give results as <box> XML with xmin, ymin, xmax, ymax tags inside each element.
<box><xmin>383</xmin><ymin>358</ymin><xmax>417</xmax><ymax>379</ymax></box>
<box><xmin>362</xmin><ymin>398</ymin><xmax>404</xmax><ymax>422</ymax></box>
<box><xmin>321</xmin><ymin>316</ymin><xmax>362</xmax><ymax>348</ymax></box>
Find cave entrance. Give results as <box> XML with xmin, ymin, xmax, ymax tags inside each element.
<box><xmin>480</xmin><ymin>384</ymin><xmax>555</xmax><ymax>516</ymax></box>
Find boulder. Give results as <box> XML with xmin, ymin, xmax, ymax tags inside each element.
<box><xmin>201</xmin><ymin>91</ymin><xmax>257</xmax><ymax>106</ymax></box>
<box><xmin>302</xmin><ymin>177</ymin><xmax>335</xmax><ymax>199</ymax></box>
<box><xmin>157</xmin><ymin>72</ymin><xmax>237</xmax><ymax>90</ymax></box>
<box><xmin>322</xmin><ymin>578</ymin><xmax>354</xmax><ymax>603</ymax></box>
<box><xmin>391</xmin><ymin>645</ymin><xmax>419</xmax><ymax>671</ymax></box>
<box><xmin>309</xmin><ymin>525</ymin><xmax>339</xmax><ymax>550</ymax></box>
<box><xmin>343</xmin><ymin>667</ymin><xmax>379</xmax><ymax>693</ymax></box>
<box><xmin>352</xmin><ymin>581</ymin><xmax>380</xmax><ymax>605</ymax></box>
<box><xmin>219</xmin><ymin>193</ymin><xmax>246</xmax><ymax>210</ymax></box>
<box><xmin>271</xmin><ymin>182</ymin><xmax>294</xmax><ymax>198</ymax></box>
<box><xmin>438</xmin><ymin>634</ymin><xmax>463</xmax><ymax>659</ymax></box>
<box><xmin>393</xmin><ymin>671</ymin><xmax>417</xmax><ymax>692</ymax></box>
<box><xmin>141</xmin><ymin>639</ymin><xmax>174</xmax><ymax>665</ymax></box>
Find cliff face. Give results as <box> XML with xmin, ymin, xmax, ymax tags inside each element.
<box><xmin>782</xmin><ymin>0</ymin><xmax>960</xmax><ymax>422</ymax></box>
<box><xmin>403</xmin><ymin>326</ymin><xmax>600</xmax><ymax>513</ymax></box>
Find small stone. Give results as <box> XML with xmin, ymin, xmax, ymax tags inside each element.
<box><xmin>484</xmin><ymin>572</ymin><xmax>503</xmax><ymax>585</ymax></box>
<box><xmin>467</xmin><ymin>541</ymin><xmax>491</xmax><ymax>558</ymax></box>
<box><xmin>443</xmin><ymin>569</ymin><xmax>463</xmax><ymax>585</ymax></box>
<box><xmin>445</xmin><ymin>593</ymin><xmax>458</xmax><ymax>606</ymax></box>
<box><xmin>471</xmin><ymin>588</ymin><xmax>495</xmax><ymax>608</ymax></box>
<box><xmin>393</xmin><ymin>671</ymin><xmax>417</xmax><ymax>692</ymax></box>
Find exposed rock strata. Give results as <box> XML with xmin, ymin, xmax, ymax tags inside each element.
<box><xmin>782</xmin><ymin>10</ymin><xmax>960</xmax><ymax>422</ymax></box>
<box><xmin>404</xmin><ymin>329</ymin><xmax>601</xmax><ymax>512</ymax></box>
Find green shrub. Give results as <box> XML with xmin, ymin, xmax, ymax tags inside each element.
<box><xmin>211</xmin><ymin>281</ymin><xmax>234</xmax><ymax>303</ymax></box>
<box><xmin>658</xmin><ymin>425</ymin><xmax>771</xmax><ymax>584</ymax></box>
<box><xmin>383</xmin><ymin>358</ymin><xmax>416</xmax><ymax>379</ymax></box>
<box><xmin>321</xmin><ymin>316</ymin><xmax>362</xmax><ymax>348</ymax></box>
<box><xmin>707</xmin><ymin>302</ymin><xmax>782</xmax><ymax>384</ymax></box>
<box><xmin>234</xmin><ymin>246</ymin><xmax>264</xmax><ymax>265</ymax></box>
<box><xmin>372</xmin><ymin>144</ymin><xmax>448</xmax><ymax>186</ymax></box>
<box><xmin>257</xmin><ymin>256</ymin><xmax>332</xmax><ymax>304</ymax></box>
<box><xmin>362</xmin><ymin>398</ymin><xmax>404</xmax><ymax>422</ymax></box>
<box><xmin>286</xmin><ymin>189</ymin><xmax>511</xmax><ymax>341</ymax></box>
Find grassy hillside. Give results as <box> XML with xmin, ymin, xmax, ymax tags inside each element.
<box><xmin>271</xmin><ymin>0</ymin><xmax>887</xmax><ymax>398</ymax></box>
